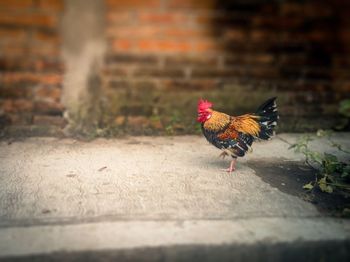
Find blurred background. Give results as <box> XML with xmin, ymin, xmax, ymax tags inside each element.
<box><xmin>0</xmin><ymin>0</ymin><xmax>349</xmax><ymax>137</ymax></box>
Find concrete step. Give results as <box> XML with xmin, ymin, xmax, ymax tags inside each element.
<box><xmin>1</xmin><ymin>218</ymin><xmax>349</xmax><ymax>261</ymax></box>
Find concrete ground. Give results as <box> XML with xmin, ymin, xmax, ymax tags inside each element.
<box><xmin>0</xmin><ymin>134</ymin><xmax>349</xmax><ymax>261</ymax></box>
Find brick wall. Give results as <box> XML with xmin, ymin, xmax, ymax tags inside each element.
<box><xmin>102</xmin><ymin>0</ymin><xmax>350</xmax><ymax>134</ymax></box>
<box><xmin>0</xmin><ymin>0</ymin><xmax>65</xmax><ymax>136</ymax></box>
<box><xmin>1</xmin><ymin>0</ymin><xmax>350</xmax><ymax>137</ymax></box>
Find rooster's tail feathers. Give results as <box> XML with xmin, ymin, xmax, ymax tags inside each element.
<box><xmin>256</xmin><ymin>97</ymin><xmax>278</xmax><ymax>140</ymax></box>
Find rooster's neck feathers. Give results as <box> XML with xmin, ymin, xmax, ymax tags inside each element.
<box><xmin>203</xmin><ymin>110</ymin><xmax>231</xmax><ymax>132</ymax></box>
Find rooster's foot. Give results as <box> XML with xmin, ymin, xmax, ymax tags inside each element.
<box><xmin>221</xmin><ymin>158</ymin><xmax>237</xmax><ymax>174</ymax></box>
<box><xmin>221</xmin><ymin>167</ymin><xmax>235</xmax><ymax>173</ymax></box>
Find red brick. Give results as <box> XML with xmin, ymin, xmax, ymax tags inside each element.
<box><xmin>33</xmin><ymin>59</ymin><xmax>64</xmax><ymax>72</ymax></box>
<box><xmin>224</xmin><ymin>29</ymin><xmax>247</xmax><ymax>42</ymax></box>
<box><xmin>1</xmin><ymin>73</ymin><xmax>62</xmax><ymax>85</ymax></box>
<box><xmin>1</xmin><ymin>45</ymin><xmax>58</xmax><ymax>57</ymax></box>
<box><xmin>0</xmin><ymin>46</ymin><xmax>27</xmax><ymax>56</ymax></box>
<box><xmin>225</xmin><ymin>54</ymin><xmax>274</xmax><ymax>66</ymax></box>
<box><xmin>252</xmin><ymin>16</ymin><xmax>304</xmax><ymax>29</ymax></box>
<box><xmin>163</xmin><ymin>28</ymin><xmax>208</xmax><ymax>38</ymax></box>
<box><xmin>127</xmin><ymin>116</ymin><xmax>151</xmax><ymax>128</ymax></box>
<box><xmin>280</xmin><ymin>2</ymin><xmax>332</xmax><ymax>17</ymax></box>
<box><xmin>192</xmin><ymin>68</ymin><xmax>245</xmax><ymax>78</ymax></box>
<box><xmin>332</xmin><ymin>69</ymin><xmax>350</xmax><ymax>80</ymax></box>
<box><xmin>106</xmin><ymin>25</ymin><xmax>162</xmax><ymax>38</ymax></box>
<box><xmin>32</xmin><ymin>31</ymin><xmax>61</xmax><ymax>46</ymax></box>
<box><xmin>164</xmin><ymin>55</ymin><xmax>217</xmax><ymax>66</ymax></box>
<box><xmin>137</xmin><ymin>40</ymin><xmax>156</xmax><ymax>51</ymax></box>
<box><xmin>333</xmin><ymin>56</ymin><xmax>350</xmax><ymax>67</ymax></box>
<box><xmin>108</xmin><ymin>80</ymin><xmax>130</xmax><ymax>89</ymax></box>
<box><xmin>132</xmin><ymin>80</ymin><xmax>158</xmax><ymax>89</ymax></box>
<box><xmin>38</xmin><ymin>74</ymin><xmax>62</xmax><ymax>85</ymax></box>
<box><xmin>105</xmin><ymin>54</ymin><xmax>158</xmax><ymax>64</ymax></box>
<box><xmin>28</xmin><ymin>45</ymin><xmax>60</xmax><ymax>57</ymax></box>
<box><xmin>306</xmin><ymin>31</ymin><xmax>332</xmax><ymax>42</ymax></box>
<box><xmin>336</xmin><ymin>82</ymin><xmax>350</xmax><ymax>92</ymax></box>
<box><xmin>111</xmin><ymin>39</ymin><xmax>134</xmax><ymax>52</ymax></box>
<box><xmin>195</xmin><ymin>13</ymin><xmax>214</xmax><ymax>25</ymax></box>
<box><xmin>157</xmin><ymin>41</ymin><xmax>191</xmax><ymax>53</ymax></box>
<box><xmin>0</xmin><ymin>58</ymin><xmax>30</xmax><ymax>71</ymax></box>
<box><xmin>0</xmin><ymin>73</ymin><xmax>37</xmax><ymax>84</ymax></box>
<box><xmin>0</xmin><ymin>28</ymin><xmax>27</xmax><ymax>42</ymax></box>
<box><xmin>106</xmin><ymin>11</ymin><xmax>131</xmax><ymax>24</ymax></box>
<box><xmin>34</xmin><ymin>101</ymin><xmax>64</xmax><ymax>114</ymax></box>
<box><xmin>0</xmin><ymin>86</ymin><xmax>32</xmax><ymax>98</ymax></box>
<box><xmin>1</xmin><ymin>99</ymin><xmax>33</xmax><ymax>113</ymax></box>
<box><xmin>138</xmin><ymin>12</ymin><xmax>188</xmax><ymax>24</ymax></box>
<box><xmin>248</xmin><ymin>67</ymin><xmax>278</xmax><ymax>79</ymax></box>
<box><xmin>36</xmin><ymin>0</ymin><xmax>63</xmax><ymax>12</ymax></box>
<box><xmin>168</xmin><ymin>0</ymin><xmax>215</xmax><ymax>9</ymax></box>
<box><xmin>253</xmin><ymin>54</ymin><xmax>274</xmax><ymax>64</ymax></box>
<box><xmin>137</xmin><ymin>40</ymin><xmax>191</xmax><ymax>53</ymax></box>
<box><xmin>107</xmin><ymin>80</ymin><xmax>158</xmax><ymax>90</ymax></box>
<box><xmin>114</xmin><ymin>116</ymin><xmax>125</xmax><ymax>125</ymax></box>
<box><xmin>133</xmin><ymin>68</ymin><xmax>184</xmax><ymax>78</ymax></box>
<box><xmin>250</xmin><ymin>30</ymin><xmax>277</xmax><ymax>42</ymax></box>
<box><xmin>150</xmin><ymin>118</ymin><xmax>163</xmax><ymax>130</ymax></box>
<box><xmin>0</xmin><ymin>13</ymin><xmax>57</xmax><ymax>28</ymax></box>
<box><xmin>0</xmin><ymin>57</ymin><xmax>63</xmax><ymax>72</ymax></box>
<box><xmin>0</xmin><ymin>0</ymin><xmax>33</xmax><ymax>9</ymax></box>
<box><xmin>6</xmin><ymin>113</ymin><xmax>32</xmax><ymax>125</ymax></box>
<box><xmin>193</xmin><ymin>40</ymin><xmax>221</xmax><ymax>53</ymax></box>
<box><xmin>196</xmin><ymin>13</ymin><xmax>248</xmax><ymax>27</ymax></box>
<box><xmin>101</xmin><ymin>67</ymin><xmax>129</xmax><ymax>77</ymax></box>
<box><xmin>339</xmin><ymin>30</ymin><xmax>350</xmax><ymax>42</ymax></box>
<box><xmin>33</xmin><ymin>115</ymin><xmax>66</xmax><ymax>127</ymax></box>
<box><xmin>106</xmin><ymin>0</ymin><xmax>160</xmax><ymax>9</ymax></box>
<box><xmin>161</xmin><ymin>79</ymin><xmax>217</xmax><ymax>90</ymax></box>
<box><xmin>35</xmin><ymin>86</ymin><xmax>62</xmax><ymax>102</ymax></box>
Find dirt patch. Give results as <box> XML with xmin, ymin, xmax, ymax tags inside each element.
<box><xmin>247</xmin><ymin>158</ymin><xmax>350</xmax><ymax>217</ymax></box>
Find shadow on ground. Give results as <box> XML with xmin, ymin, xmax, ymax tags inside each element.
<box><xmin>247</xmin><ymin>158</ymin><xmax>349</xmax><ymax>217</ymax></box>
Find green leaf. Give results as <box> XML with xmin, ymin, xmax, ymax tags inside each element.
<box><xmin>318</xmin><ymin>178</ymin><xmax>333</xmax><ymax>193</ymax></box>
<box><xmin>323</xmin><ymin>153</ymin><xmax>341</xmax><ymax>174</ymax></box>
<box><xmin>341</xmin><ymin>165</ymin><xmax>350</xmax><ymax>178</ymax></box>
<box><xmin>324</xmin><ymin>153</ymin><xmax>338</xmax><ymax>162</ymax></box>
<box><xmin>343</xmin><ymin>208</ymin><xmax>350</xmax><ymax>217</ymax></box>
<box><xmin>308</xmin><ymin>151</ymin><xmax>323</xmax><ymax>165</ymax></box>
<box><xmin>339</xmin><ymin>99</ymin><xmax>350</xmax><ymax>118</ymax></box>
<box><xmin>327</xmin><ymin>175</ymin><xmax>335</xmax><ymax>183</ymax></box>
<box><xmin>316</xmin><ymin>129</ymin><xmax>332</xmax><ymax>137</ymax></box>
<box><xmin>303</xmin><ymin>183</ymin><xmax>314</xmax><ymax>190</ymax></box>
<box><xmin>335</xmin><ymin>118</ymin><xmax>349</xmax><ymax>130</ymax></box>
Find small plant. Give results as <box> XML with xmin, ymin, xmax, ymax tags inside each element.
<box><xmin>165</xmin><ymin>111</ymin><xmax>183</xmax><ymax>135</ymax></box>
<box><xmin>336</xmin><ymin>99</ymin><xmax>350</xmax><ymax>130</ymax></box>
<box><xmin>339</xmin><ymin>99</ymin><xmax>350</xmax><ymax>118</ymax></box>
<box><xmin>289</xmin><ymin>130</ymin><xmax>350</xmax><ymax>195</ymax></box>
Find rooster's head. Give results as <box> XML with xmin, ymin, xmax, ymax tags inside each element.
<box><xmin>197</xmin><ymin>99</ymin><xmax>213</xmax><ymax>123</ymax></box>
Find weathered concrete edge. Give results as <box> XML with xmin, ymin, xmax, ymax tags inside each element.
<box><xmin>3</xmin><ymin>240</ymin><xmax>350</xmax><ymax>262</ymax></box>
<box><xmin>1</xmin><ymin>218</ymin><xmax>349</xmax><ymax>258</ymax></box>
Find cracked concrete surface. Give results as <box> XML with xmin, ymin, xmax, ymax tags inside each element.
<box><xmin>0</xmin><ymin>134</ymin><xmax>349</xmax><ymax>260</ymax></box>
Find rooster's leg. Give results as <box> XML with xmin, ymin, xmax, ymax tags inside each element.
<box><xmin>222</xmin><ymin>158</ymin><xmax>237</xmax><ymax>174</ymax></box>
<box><xmin>219</xmin><ymin>151</ymin><xmax>228</xmax><ymax>159</ymax></box>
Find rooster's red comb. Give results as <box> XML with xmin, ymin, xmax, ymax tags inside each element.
<box><xmin>197</xmin><ymin>99</ymin><xmax>213</xmax><ymax>112</ymax></box>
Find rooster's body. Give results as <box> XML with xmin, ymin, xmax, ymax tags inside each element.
<box><xmin>197</xmin><ymin>97</ymin><xmax>278</xmax><ymax>173</ymax></box>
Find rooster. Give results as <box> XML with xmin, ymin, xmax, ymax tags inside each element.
<box><xmin>197</xmin><ymin>97</ymin><xmax>278</xmax><ymax>173</ymax></box>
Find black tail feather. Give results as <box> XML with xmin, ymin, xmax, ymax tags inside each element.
<box><xmin>256</xmin><ymin>97</ymin><xmax>278</xmax><ymax>140</ymax></box>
